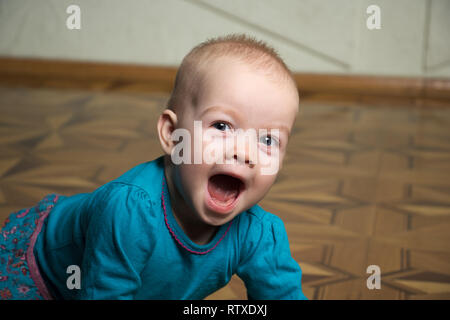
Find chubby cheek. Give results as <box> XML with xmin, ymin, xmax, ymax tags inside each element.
<box><xmin>177</xmin><ymin>163</ymin><xmax>210</xmax><ymax>201</ymax></box>
<box><xmin>250</xmin><ymin>174</ymin><xmax>277</xmax><ymax>203</ymax></box>
<box><xmin>257</xmin><ymin>146</ymin><xmax>286</xmax><ymax>178</ymax></box>
<box><xmin>201</xmin><ymin>128</ymin><xmax>229</xmax><ymax>164</ymax></box>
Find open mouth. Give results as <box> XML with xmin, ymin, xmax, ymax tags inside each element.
<box><xmin>206</xmin><ymin>174</ymin><xmax>244</xmax><ymax>213</ymax></box>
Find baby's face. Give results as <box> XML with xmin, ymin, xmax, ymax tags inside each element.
<box><xmin>169</xmin><ymin>58</ymin><xmax>298</xmax><ymax>226</ymax></box>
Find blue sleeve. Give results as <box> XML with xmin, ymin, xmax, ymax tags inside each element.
<box><xmin>236</xmin><ymin>213</ymin><xmax>308</xmax><ymax>300</ymax></box>
<box><xmin>75</xmin><ymin>183</ymin><xmax>154</xmax><ymax>299</ymax></box>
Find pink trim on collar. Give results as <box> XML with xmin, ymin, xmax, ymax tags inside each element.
<box><xmin>161</xmin><ymin>178</ymin><xmax>232</xmax><ymax>255</ymax></box>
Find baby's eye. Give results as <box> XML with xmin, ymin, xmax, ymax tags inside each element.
<box><xmin>212</xmin><ymin>121</ymin><xmax>231</xmax><ymax>132</ymax></box>
<box><xmin>260</xmin><ymin>135</ymin><xmax>279</xmax><ymax>147</ymax></box>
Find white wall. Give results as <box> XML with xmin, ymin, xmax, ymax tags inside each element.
<box><xmin>0</xmin><ymin>0</ymin><xmax>449</xmax><ymax>78</ymax></box>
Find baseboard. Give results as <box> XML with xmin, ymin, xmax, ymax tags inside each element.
<box><xmin>1</xmin><ymin>57</ymin><xmax>449</xmax><ymax>106</ymax></box>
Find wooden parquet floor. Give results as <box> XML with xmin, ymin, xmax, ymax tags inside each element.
<box><xmin>1</xmin><ymin>85</ymin><xmax>449</xmax><ymax>300</ymax></box>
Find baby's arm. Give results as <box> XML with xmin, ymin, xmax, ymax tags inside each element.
<box><xmin>75</xmin><ymin>183</ymin><xmax>154</xmax><ymax>299</ymax></box>
<box><xmin>236</xmin><ymin>212</ymin><xmax>307</xmax><ymax>300</ymax></box>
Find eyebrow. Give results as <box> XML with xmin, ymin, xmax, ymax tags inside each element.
<box><xmin>265</xmin><ymin>124</ymin><xmax>290</xmax><ymax>136</ymax></box>
<box><xmin>199</xmin><ymin>105</ymin><xmax>243</xmax><ymax>122</ymax></box>
<box><xmin>199</xmin><ymin>105</ymin><xmax>291</xmax><ymax>135</ymax></box>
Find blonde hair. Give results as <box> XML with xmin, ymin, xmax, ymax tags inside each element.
<box><xmin>166</xmin><ymin>34</ymin><xmax>296</xmax><ymax>111</ymax></box>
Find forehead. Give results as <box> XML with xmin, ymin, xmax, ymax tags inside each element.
<box><xmin>193</xmin><ymin>57</ymin><xmax>299</xmax><ymax>125</ymax></box>
<box><xmin>199</xmin><ymin>56</ymin><xmax>294</xmax><ymax>93</ymax></box>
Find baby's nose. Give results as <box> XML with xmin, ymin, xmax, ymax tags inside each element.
<box><xmin>233</xmin><ymin>153</ymin><xmax>254</xmax><ymax>167</ymax></box>
<box><xmin>232</xmin><ymin>140</ymin><xmax>256</xmax><ymax>168</ymax></box>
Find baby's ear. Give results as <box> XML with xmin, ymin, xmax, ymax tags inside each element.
<box><xmin>157</xmin><ymin>109</ymin><xmax>178</xmax><ymax>155</ymax></box>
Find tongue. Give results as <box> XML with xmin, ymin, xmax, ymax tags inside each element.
<box><xmin>208</xmin><ymin>174</ymin><xmax>240</xmax><ymax>204</ymax></box>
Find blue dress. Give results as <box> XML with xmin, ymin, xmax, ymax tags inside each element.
<box><xmin>1</xmin><ymin>156</ymin><xmax>307</xmax><ymax>300</ymax></box>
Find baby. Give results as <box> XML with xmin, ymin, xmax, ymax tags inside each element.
<box><xmin>0</xmin><ymin>34</ymin><xmax>307</xmax><ymax>300</ymax></box>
